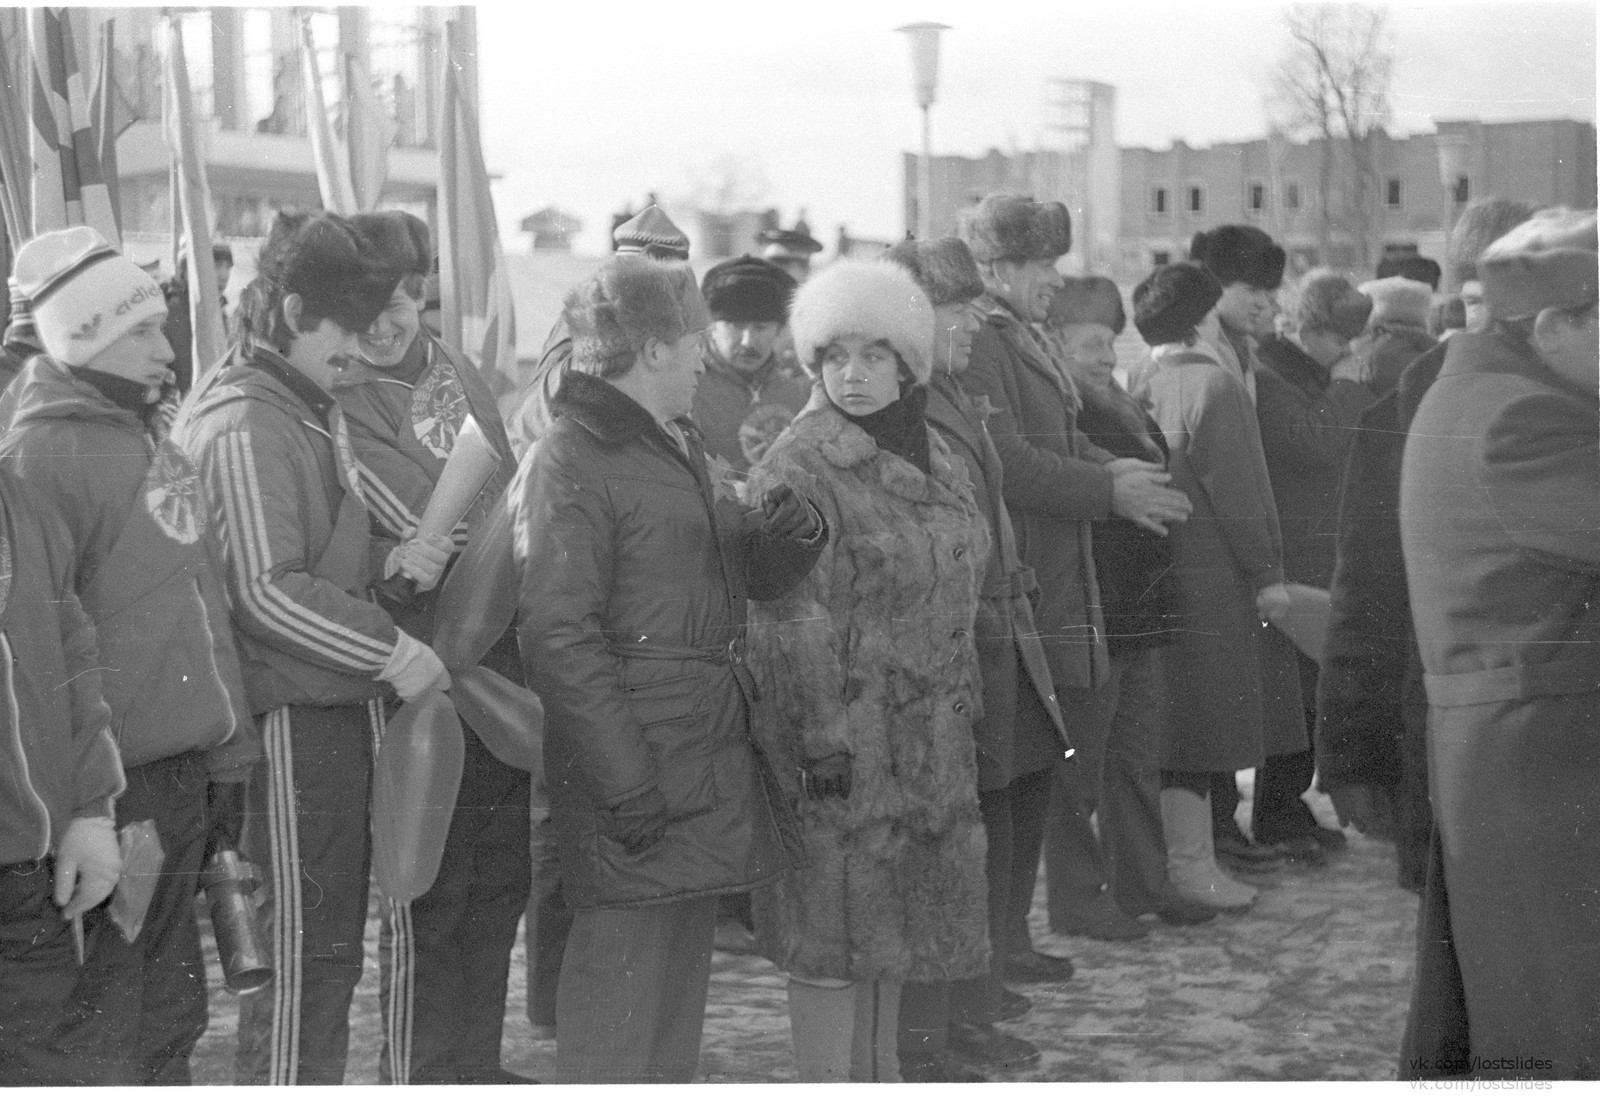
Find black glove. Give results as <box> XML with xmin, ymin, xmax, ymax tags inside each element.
<box><xmin>800</xmin><ymin>752</ymin><xmax>853</xmax><ymax>801</ymax></box>
<box><xmin>761</xmin><ymin>484</ymin><xmax>819</xmax><ymax>542</ymax></box>
<box><xmin>203</xmin><ymin>780</ymin><xmax>248</xmax><ymax>865</ymax></box>
<box><xmin>604</xmin><ymin>786</ymin><xmax>671</xmax><ymax>854</ymax></box>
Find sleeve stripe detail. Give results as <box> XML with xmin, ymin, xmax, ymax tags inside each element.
<box><xmin>353</xmin><ymin>459</ymin><xmax>419</xmax><ymax>537</ymax></box>
<box><xmin>219</xmin><ymin>431</ymin><xmax>391</xmax><ymax>669</ymax></box>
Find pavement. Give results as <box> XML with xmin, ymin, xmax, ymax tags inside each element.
<box><xmin>189</xmin><ymin>777</ymin><xmax>1421</xmax><ymax>1084</ymax></box>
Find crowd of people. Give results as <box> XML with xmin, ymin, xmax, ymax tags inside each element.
<box><xmin>0</xmin><ymin>184</ymin><xmax>1593</xmax><ymax>1085</ymax></box>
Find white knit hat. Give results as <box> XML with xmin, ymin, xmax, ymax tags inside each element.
<box><xmin>11</xmin><ymin>226</ymin><xmax>166</xmax><ymax>367</ymax></box>
<box><xmin>789</xmin><ymin>259</ymin><xmax>935</xmax><ymax>385</ymax></box>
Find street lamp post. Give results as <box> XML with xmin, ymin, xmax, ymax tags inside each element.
<box><xmin>1434</xmin><ymin>129</ymin><xmax>1470</xmax><ymax>289</ymax></box>
<box><xmin>896</xmin><ymin>21</ymin><xmax>950</xmax><ymax>240</ymax></box>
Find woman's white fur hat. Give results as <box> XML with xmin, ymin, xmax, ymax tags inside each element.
<box><xmin>789</xmin><ymin>259</ymin><xmax>935</xmax><ymax>385</ymax></box>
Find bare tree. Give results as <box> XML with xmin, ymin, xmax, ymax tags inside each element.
<box><xmin>1270</xmin><ymin>3</ymin><xmax>1394</xmax><ymax>268</ymax></box>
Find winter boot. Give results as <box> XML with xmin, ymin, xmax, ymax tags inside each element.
<box><xmin>1161</xmin><ymin>788</ymin><xmax>1256</xmax><ymax>911</ymax></box>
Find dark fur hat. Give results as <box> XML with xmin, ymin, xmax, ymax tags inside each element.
<box><xmin>1375</xmin><ymin>253</ymin><xmax>1441</xmax><ymax>290</ymax></box>
<box><xmin>1448</xmin><ymin>197</ymin><xmax>1535</xmax><ymax>284</ymax></box>
<box><xmin>1132</xmin><ymin>262</ymin><xmax>1222</xmax><ymax>346</ymax></box>
<box><xmin>958</xmin><ymin>194</ymin><xmax>1072</xmax><ymax>264</ymax></box>
<box><xmin>349</xmin><ymin>210</ymin><xmax>432</xmax><ymax>289</ymax></box>
<box><xmin>1047</xmin><ymin>276</ymin><xmax>1126</xmax><ymax>334</ymax></box>
<box><xmin>1188</xmin><ymin>225</ymin><xmax>1286</xmax><ymax>291</ymax></box>
<box><xmin>247</xmin><ymin>211</ymin><xmax>395</xmax><ymax>346</ymax></box>
<box><xmin>700</xmin><ymin>255</ymin><xmax>797</xmax><ymax>324</ymax></box>
<box><xmin>881</xmin><ymin>238</ymin><xmax>985</xmax><ymax>306</ymax></box>
<box><xmin>566</xmin><ymin>256</ymin><xmax>709</xmax><ymax>378</ymax></box>
<box><xmin>1288</xmin><ymin>268</ymin><xmax>1372</xmax><ymax>340</ymax></box>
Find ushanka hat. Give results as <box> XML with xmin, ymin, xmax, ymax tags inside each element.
<box><xmin>1289</xmin><ymin>268</ymin><xmax>1372</xmax><ymax>340</ymax></box>
<box><xmin>1479</xmin><ymin>207</ymin><xmax>1598</xmax><ymax>321</ymax></box>
<box><xmin>1047</xmin><ymin>276</ymin><xmax>1126</xmax><ymax>334</ymax></box>
<box><xmin>565</xmin><ymin>256</ymin><xmax>709</xmax><ymax>376</ymax></box>
<box><xmin>1375</xmin><ymin>253</ymin><xmax>1441</xmax><ymax>291</ymax></box>
<box><xmin>1358</xmin><ymin>277</ymin><xmax>1433</xmax><ymax>330</ymax></box>
<box><xmin>700</xmin><ymin>255</ymin><xmax>797</xmax><ymax>324</ymax></box>
<box><xmin>1132</xmin><ymin>262</ymin><xmax>1222</xmax><ymax>347</ymax></box>
<box><xmin>250</xmin><ymin>211</ymin><xmax>396</xmax><ymax>340</ymax></box>
<box><xmin>789</xmin><ymin>259</ymin><xmax>934</xmax><ymax>385</ymax></box>
<box><xmin>881</xmin><ymin>237</ymin><xmax>984</xmax><ymax>306</ymax></box>
<box><xmin>1448</xmin><ymin>197</ymin><xmax>1535</xmax><ymax>284</ymax></box>
<box><xmin>11</xmin><ymin>226</ymin><xmax>166</xmax><ymax>367</ymax></box>
<box><xmin>613</xmin><ymin>204</ymin><xmax>690</xmax><ymax>261</ymax></box>
<box><xmin>350</xmin><ymin>210</ymin><xmax>432</xmax><ymax>287</ymax></box>
<box><xmin>959</xmin><ymin>193</ymin><xmax>1072</xmax><ymax>264</ymax></box>
<box><xmin>1189</xmin><ymin>225</ymin><xmax>1286</xmax><ymax>291</ymax></box>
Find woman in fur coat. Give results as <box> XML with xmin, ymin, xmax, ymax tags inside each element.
<box><xmin>746</xmin><ymin>259</ymin><xmax>992</xmax><ymax>1083</ymax></box>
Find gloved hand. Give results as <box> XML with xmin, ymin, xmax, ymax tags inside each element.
<box><xmin>800</xmin><ymin>752</ymin><xmax>853</xmax><ymax>801</ymax></box>
<box><xmin>54</xmin><ymin>816</ymin><xmax>122</xmax><ymax>919</ymax></box>
<box><xmin>1255</xmin><ymin>582</ymin><xmax>1293</xmax><ymax>624</ymax></box>
<box><xmin>604</xmin><ymin>786</ymin><xmax>671</xmax><ymax>854</ymax></box>
<box><xmin>384</xmin><ymin>529</ymin><xmax>454</xmax><ymax>592</ymax></box>
<box><xmin>379</xmin><ymin>629</ymin><xmax>452</xmax><ymax>701</ymax></box>
<box><xmin>761</xmin><ymin>484</ymin><xmax>820</xmax><ymax>542</ymax></box>
<box><xmin>202</xmin><ymin>779</ymin><xmax>248</xmax><ymax>865</ymax></box>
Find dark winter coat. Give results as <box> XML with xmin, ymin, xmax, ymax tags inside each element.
<box><xmin>1253</xmin><ymin>335</ymin><xmax>1374</xmax><ymax>588</ymax></box>
<box><xmin>691</xmin><ymin>345</ymin><xmax>813</xmax><ymax>473</ymax></box>
<box><xmin>960</xmin><ymin>295</ymin><xmax>1111</xmax><ymax>704</ymax></box>
<box><xmin>1073</xmin><ymin>381</ymin><xmax>1180</xmax><ymax>655</ymax></box>
<box><xmin>0</xmin><ymin>470</ymin><xmax>122</xmax><ymax>865</ymax></box>
<box><xmin>0</xmin><ymin>358</ymin><xmax>255</xmax><ymax>775</ymax></box>
<box><xmin>745</xmin><ymin>392</ymin><xmax>991</xmax><ymax>983</ymax></box>
<box><xmin>513</xmin><ymin>370</ymin><xmax>821</xmax><ymax>910</ymax></box>
<box><xmin>1129</xmin><ymin>342</ymin><xmax>1305</xmax><ymax>770</ymax></box>
<box><xmin>927</xmin><ymin>371</ymin><xmax>1071</xmax><ymax>791</ymax></box>
<box><xmin>1399</xmin><ymin>329</ymin><xmax>1599</xmax><ymax>1075</ymax></box>
<box><xmin>173</xmin><ymin>345</ymin><xmax>399</xmax><ymax>715</ymax></box>
<box><xmin>1359</xmin><ymin>323</ymin><xmax>1437</xmax><ymax>397</ymax></box>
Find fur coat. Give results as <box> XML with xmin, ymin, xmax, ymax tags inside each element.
<box><xmin>746</xmin><ymin>392</ymin><xmax>992</xmax><ymax>983</ymax></box>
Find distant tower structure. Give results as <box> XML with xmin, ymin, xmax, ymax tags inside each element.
<box><xmin>1039</xmin><ymin>79</ymin><xmax>1119</xmax><ymax>274</ymax></box>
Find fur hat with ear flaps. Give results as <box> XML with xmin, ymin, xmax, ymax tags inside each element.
<box><xmin>789</xmin><ymin>259</ymin><xmax>935</xmax><ymax>385</ymax></box>
<box><xmin>958</xmin><ymin>193</ymin><xmax>1072</xmax><ymax>265</ymax></box>
<box><xmin>564</xmin><ymin>255</ymin><xmax>709</xmax><ymax>377</ymax></box>
<box><xmin>349</xmin><ymin>210</ymin><xmax>433</xmax><ymax>286</ymax></box>
<box><xmin>1448</xmin><ymin>197</ymin><xmax>1536</xmax><ymax>284</ymax></box>
<box><xmin>881</xmin><ymin>238</ymin><xmax>985</xmax><ymax>306</ymax></box>
<box><xmin>1189</xmin><ymin>224</ymin><xmax>1286</xmax><ymax>291</ymax></box>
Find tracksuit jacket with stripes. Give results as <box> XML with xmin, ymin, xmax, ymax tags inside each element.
<box><xmin>172</xmin><ymin>346</ymin><xmax>400</xmax><ymax>715</ymax></box>
<box><xmin>0</xmin><ymin>358</ymin><xmax>254</xmax><ymax>775</ymax></box>
<box><xmin>0</xmin><ymin>468</ymin><xmax>123</xmax><ymax>866</ymax></box>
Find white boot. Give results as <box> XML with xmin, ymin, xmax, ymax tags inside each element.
<box><xmin>787</xmin><ymin>976</ymin><xmax>857</xmax><ymax>1082</ymax></box>
<box><xmin>1161</xmin><ymin>788</ymin><xmax>1256</xmax><ymax>911</ymax></box>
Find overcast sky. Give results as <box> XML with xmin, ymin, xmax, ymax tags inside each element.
<box><xmin>477</xmin><ymin>0</ymin><xmax>1597</xmax><ymax>254</ymax></box>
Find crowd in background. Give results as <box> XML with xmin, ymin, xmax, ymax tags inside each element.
<box><xmin>0</xmin><ymin>183</ymin><xmax>1594</xmax><ymax>1085</ymax></box>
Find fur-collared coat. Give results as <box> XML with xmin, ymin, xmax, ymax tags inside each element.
<box><xmin>746</xmin><ymin>392</ymin><xmax>992</xmax><ymax>983</ymax></box>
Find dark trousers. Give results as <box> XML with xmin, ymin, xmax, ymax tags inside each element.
<box><xmin>68</xmin><ymin>752</ymin><xmax>210</xmax><ymax>1085</ymax></box>
<box><xmin>524</xmin><ymin>810</ymin><xmax>570</xmax><ymax>1030</ymax></box>
<box><xmin>1252</xmin><ymin>745</ymin><xmax>1319</xmax><ymax>844</ymax></box>
<box><xmin>555</xmin><ymin>895</ymin><xmax>718</xmax><ymax>1084</ymax></box>
<box><xmin>1045</xmin><ymin>650</ymin><xmax>1169</xmax><ymax>920</ymax></box>
<box><xmin>379</xmin><ymin>726</ymin><xmax>532</xmax><ymax>1084</ymax></box>
<box><xmin>996</xmin><ymin>765</ymin><xmax>1057</xmax><ymax>963</ymax></box>
<box><xmin>236</xmin><ymin>702</ymin><xmax>375</xmax><ymax>1085</ymax></box>
<box><xmin>0</xmin><ymin>860</ymin><xmax>117</xmax><ymax>1085</ymax></box>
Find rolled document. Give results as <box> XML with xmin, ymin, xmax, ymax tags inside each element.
<box><xmin>416</xmin><ymin>413</ymin><xmax>500</xmax><ymax>544</ymax></box>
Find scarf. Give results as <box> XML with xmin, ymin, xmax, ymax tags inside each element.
<box><xmin>832</xmin><ymin>385</ymin><xmax>931</xmax><ymax>475</ymax></box>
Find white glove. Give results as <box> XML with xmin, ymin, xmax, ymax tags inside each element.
<box><xmin>1256</xmin><ymin>582</ymin><xmax>1293</xmax><ymax>624</ymax></box>
<box><xmin>384</xmin><ymin>529</ymin><xmax>455</xmax><ymax>592</ymax></box>
<box><xmin>54</xmin><ymin>816</ymin><xmax>122</xmax><ymax>919</ymax></box>
<box><xmin>379</xmin><ymin>629</ymin><xmax>451</xmax><ymax>701</ymax></box>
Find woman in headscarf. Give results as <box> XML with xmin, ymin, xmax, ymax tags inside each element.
<box><xmin>746</xmin><ymin>259</ymin><xmax>991</xmax><ymax>1082</ymax></box>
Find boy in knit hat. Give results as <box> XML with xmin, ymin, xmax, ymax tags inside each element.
<box><xmin>334</xmin><ymin>210</ymin><xmax>533</xmax><ymax>1085</ymax></box>
<box><xmin>171</xmin><ymin>212</ymin><xmax>449</xmax><ymax>1085</ymax></box>
<box><xmin>0</xmin><ymin>465</ymin><xmax>124</xmax><ymax>1085</ymax></box>
<box><xmin>1399</xmin><ymin>208</ymin><xmax>1598</xmax><ymax>1077</ymax></box>
<box><xmin>1</xmin><ymin>226</ymin><xmax>256</xmax><ymax>1085</ymax></box>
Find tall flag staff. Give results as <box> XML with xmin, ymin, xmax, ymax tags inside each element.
<box><xmin>298</xmin><ymin>12</ymin><xmax>359</xmax><ymax>215</ymax></box>
<box><xmin>27</xmin><ymin>6</ymin><xmax>119</xmax><ymax>242</ymax></box>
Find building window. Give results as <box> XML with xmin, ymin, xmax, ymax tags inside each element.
<box><xmin>1453</xmin><ymin>175</ymin><xmax>1470</xmax><ymax>204</ymax></box>
<box><xmin>1151</xmin><ymin>250</ymin><xmax>1171</xmax><ymax>266</ymax></box>
<box><xmin>1285</xmin><ymin>182</ymin><xmax>1302</xmax><ymax>210</ymax></box>
<box><xmin>1247</xmin><ymin>182</ymin><xmax>1266</xmax><ymax>212</ymax></box>
<box><xmin>1386</xmin><ymin>178</ymin><xmax>1403</xmax><ymax>208</ymax></box>
<box><xmin>1188</xmin><ymin>185</ymin><xmax>1204</xmax><ymax>214</ymax></box>
<box><xmin>1152</xmin><ymin>187</ymin><xmax>1169</xmax><ymax>216</ymax></box>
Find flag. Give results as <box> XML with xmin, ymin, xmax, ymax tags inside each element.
<box><xmin>161</xmin><ymin>17</ymin><xmax>225</xmax><ymax>383</ymax></box>
<box><xmin>0</xmin><ymin>9</ymin><xmax>32</xmax><ymax>245</ymax></box>
<box><xmin>438</xmin><ymin>20</ymin><xmax>520</xmax><ymax>409</ymax></box>
<box><xmin>299</xmin><ymin>15</ymin><xmax>357</xmax><ymax>215</ymax></box>
<box><xmin>27</xmin><ymin>6</ymin><xmax>119</xmax><ymax>243</ymax></box>
<box><xmin>90</xmin><ymin>19</ymin><xmax>138</xmax><ymax>241</ymax></box>
<box><xmin>342</xmin><ymin>50</ymin><xmax>393</xmax><ymax>212</ymax></box>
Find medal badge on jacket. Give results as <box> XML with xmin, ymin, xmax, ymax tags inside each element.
<box><xmin>143</xmin><ymin>442</ymin><xmax>202</xmax><ymax>545</ymax></box>
<box><xmin>411</xmin><ymin>363</ymin><xmax>470</xmax><ymax>460</ymax></box>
